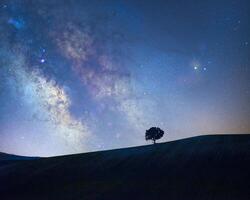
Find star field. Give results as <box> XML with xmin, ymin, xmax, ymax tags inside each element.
<box><xmin>0</xmin><ymin>0</ymin><xmax>249</xmax><ymax>156</ymax></box>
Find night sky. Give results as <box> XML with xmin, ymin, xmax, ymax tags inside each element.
<box><xmin>0</xmin><ymin>0</ymin><xmax>249</xmax><ymax>156</ymax></box>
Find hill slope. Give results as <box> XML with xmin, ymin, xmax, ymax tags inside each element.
<box><xmin>1</xmin><ymin>134</ymin><xmax>250</xmax><ymax>200</ymax></box>
<box><xmin>0</xmin><ymin>152</ymin><xmax>37</xmax><ymax>161</ymax></box>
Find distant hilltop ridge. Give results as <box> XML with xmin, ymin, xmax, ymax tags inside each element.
<box><xmin>2</xmin><ymin>133</ymin><xmax>249</xmax><ymax>158</ymax></box>
<box><xmin>0</xmin><ymin>152</ymin><xmax>38</xmax><ymax>161</ymax></box>
<box><xmin>1</xmin><ymin>134</ymin><xmax>250</xmax><ymax>200</ymax></box>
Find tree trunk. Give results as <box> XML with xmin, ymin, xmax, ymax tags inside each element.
<box><xmin>153</xmin><ymin>139</ymin><xmax>156</xmax><ymax>144</ymax></box>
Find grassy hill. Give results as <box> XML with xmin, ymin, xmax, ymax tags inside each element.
<box><xmin>1</xmin><ymin>134</ymin><xmax>250</xmax><ymax>200</ymax></box>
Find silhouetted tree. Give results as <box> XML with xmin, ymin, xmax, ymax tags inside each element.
<box><xmin>145</xmin><ymin>127</ymin><xmax>164</xmax><ymax>144</ymax></box>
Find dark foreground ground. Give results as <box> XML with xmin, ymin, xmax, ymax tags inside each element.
<box><xmin>1</xmin><ymin>134</ymin><xmax>250</xmax><ymax>200</ymax></box>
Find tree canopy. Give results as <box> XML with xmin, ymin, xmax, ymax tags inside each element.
<box><xmin>145</xmin><ymin>127</ymin><xmax>164</xmax><ymax>144</ymax></box>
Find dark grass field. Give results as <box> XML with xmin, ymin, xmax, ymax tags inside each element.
<box><xmin>1</xmin><ymin>134</ymin><xmax>250</xmax><ymax>200</ymax></box>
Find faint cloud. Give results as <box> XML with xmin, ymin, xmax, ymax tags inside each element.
<box><xmin>8</xmin><ymin>18</ymin><xmax>25</xmax><ymax>29</ymax></box>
